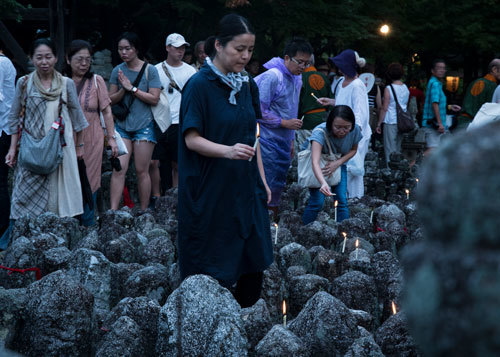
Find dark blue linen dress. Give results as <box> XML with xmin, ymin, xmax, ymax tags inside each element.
<box><xmin>178</xmin><ymin>64</ymin><xmax>273</xmax><ymax>286</ymax></box>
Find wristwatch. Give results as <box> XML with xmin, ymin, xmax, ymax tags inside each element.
<box><xmin>131</xmin><ymin>86</ymin><xmax>138</xmax><ymax>94</ymax></box>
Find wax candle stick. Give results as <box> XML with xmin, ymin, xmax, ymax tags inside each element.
<box><xmin>355</xmin><ymin>239</ymin><xmax>359</xmax><ymax>259</ymax></box>
<box><xmin>300</xmin><ymin>115</ymin><xmax>304</xmax><ymax>121</ymax></box>
<box><xmin>274</xmin><ymin>223</ymin><xmax>279</xmax><ymax>245</ymax></box>
<box><xmin>282</xmin><ymin>300</ymin><xmax>287</xmax><ymax>328</ymax></box>
<box><xmin>334</xmin><ymin>200</ymin><xmax>338</xmax><ymax>222</ymax></box>
<box><xmin>310</xmin><ymin>92</ymin><xmax>320</xmax><ymax>101</ymax></box>
<box><xmin>405</xmin><ymin>189</ymin><xmax>410</xmax><ymax>200</ymax></box>
<box><xmin>370</xmin><ymin>209</ymin><xmax>374</xmax><ymax>224</ymax></box>
<box><xmin>249</xmin><ymin>123</ymin><xmax>260</xmax><ymax>161</ymax></box>
<box><xmin>341</xmin><ymin>232</ymin><xmax>347</xmax><ymax>253</ymax></box>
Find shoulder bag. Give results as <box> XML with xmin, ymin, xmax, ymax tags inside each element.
<box><xmin>17</xmin><ymin>77</ymin><xmax>66</xmax><ymax>175</ymax></box>
<box><xmin>389</xmin><ymin>84</ymin><xmax>415</xmax><ymax>133</ymax></box>
<box><xmin>298</xmin><ymin>127</ymin><xmax>342</xmax><ymax>188</ymax></box>
<box><xmin>111</xmin><ymin>62</ymin><xmax>147</xmax><ymax>121</ymax></box>
<box><xmin>94</xmin><ymin>75</ymin><xmax>128</xmax><ymax>157</ymax></box>
<box><xmin>148</xmin><ymin>63</ymin><xmax>171</xmax><ymax>133</ymax></box>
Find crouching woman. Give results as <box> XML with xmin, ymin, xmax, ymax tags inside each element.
<box><xmin>302</xmin><ymin>105</ymin><xmax>361</xmax><ymax>224</ymax></box>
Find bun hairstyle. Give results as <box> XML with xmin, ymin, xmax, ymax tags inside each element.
<box><xmin>326</xmin><ymin>105</ymin><xmax>356</xmax><ymax>133</ymax></box>
<box><xmin>354</xmin><ymin>51</ymin><xmax>366</xmax><ymax>68</ymax></box>
<box><xmin>64</xmin><ymin>39</ymin><xmax>94</xmax><ymax>79</ymax></box>
<box><xmin>206</xmin><ymin>14</ymin><xmax>254</xmax><ymax>60</ymax></box>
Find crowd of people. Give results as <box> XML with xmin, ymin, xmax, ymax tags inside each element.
<box><xmin>1</xmin><ymin>14</ymin><xmax>499</xmax><ymax>306</ymax></box>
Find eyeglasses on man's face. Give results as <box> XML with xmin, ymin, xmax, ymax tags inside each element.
<box><xmin>290</xmin><ymin>57</ymin><xmax>311</xmax><ymax>68</ymax></box>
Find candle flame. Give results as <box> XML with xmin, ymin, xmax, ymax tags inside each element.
<box><xmin>282</xmin><ymin>300</ymin><xmax>286</xmax><ymax>315</ymax></box>
<box><xmin>405</xmin><ymin>189</ymin><xmax>410</xmax><ymax>194</ymax></box>
<box><xmin>256</xmin><ymin>122</ymin><xmax>260</xmax><ymax>138</ymax></box>
<box><xmin>391</xmin><ymin>301</ymin><xmax>397</xmax><ymax>315</ymax></box>
<box><xmin>342</xmin><ymin>232</ymin><xmax>347</xmax><ymax>238</ymax></box>
<box><xmin>274</xmin><ymin>223</ymin><xmax>278</xmax><ymax>229</ymax></box>
<box><xmin>334</xmin><ymin>200</ymin><xmax>338</xmax><ymax>208</ymax></box>
<box><xmin>416</xmin><ymin>178</ymin><xmax>419</xmax><ymax>183</ymax></box>
<box><xmin>355</xmin><ymin>239</ymin><xmax>359</xmax><ymax>248</ymax></box>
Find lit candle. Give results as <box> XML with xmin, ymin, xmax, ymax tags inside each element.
<box><xmin>355</xmin><ymin>239</ymin><xmax>359</xmax><ymax>259</ymax></box>
<box><xmin>249</xmin><ymin>123</ymin><xmax>260</xmax><ymax>161</ymax></box>
<box><xmin>341</xmin><ymin>232</ymin><xmax>347</xmax><ymax>253</ymax></box>
<box><xmin>274</xmin><ymin>223</ymin><xmax>279</xmax><ymax>245</ymax></box>
<box><xmin>370</xmin><ymin>209</ymin><xmax>374</xmax><ymax>224</ymax></box>
<box><xmin>310</xmin><ymin>92</ymin><xmax>320</xmax><ymax>101</ymax></box>
<box><xmin>282</xmin><ymin>300</ymin><xmax>287</xmax><ymax>328</ymax></box>
<box><xmin>391</xmin><ymin>301</ymin><xmax>397</xmax><ymax>315</ymax></box>
<box><xmin>405</xmin><ymin>189</ymin><xmax>410</xmax><ymax>200</ymax></box>
<box><xmin>334</xmin><ymin>200</ymin><xmax>338</xmax><ymax>222</ymax></box>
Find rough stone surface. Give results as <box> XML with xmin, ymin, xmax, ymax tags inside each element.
<box><xmin>66</xmin><ymin>249</ymin><xmax>113</xmax><ymax>313</ymax></box>
<box><xmin>296</xmin><ymin>221</ymin><xmax>337</xmax><ymax>249</ymax></box>
<box><xmin>332</xmin><ymin>271</ymin><xmax>378</xmax><ymax>317</ymax></box>
<box><xmin>254</xmin><ymin>325</ymin><xmax>307</xmax><ymax>357</ymax></box>
<box><xmin>374</xmin><ymin>204</ymin><xmax>406</xmax><ymax>234</ymax></box>
<box><xmin>7</xmin><ymin>270</ymin><xmax>93</xmax><ymax>356</ymax></box>
<box><xmin>345</xmin><ymin>333</ymin><xmax>385</xmax><ymax>357</ymax></box>
<box><xmin>261</xmin><ymin>263</ymin><xmax>286</xmax><ymax>319</ymax></box>
<box><xmin>279</xmin><ymin>243</ymin><xmax>311</xmax><ymax>273</ymax></box>
<box><xmin>41</xmin><ymin>246</ymin><xmax>72</xmax><ymax>274</ymax></box>
<box><xmin>123</xmin><ymin>264</ymin><xmax>170</xmax><ymax>305</ymax></box>
<box><xmin>156</xmin><ymin>274</ymin><xmax>248</xmax><ymax>356</ymax></box>
<box><xmin>337</xmin><ymin>217</ymin><xmax>372</xmax><ymax>241</ymax></box>
<box><xmin>312</xmin><ymin>249</ymin><xmax>345</xmax><ymax>283</ymax></box>
<box><xmin>372</xmin><ymin>251</ymin><xmax>403</xmax><ymax>317</ymax></box>
<box><xmin>240</xmin><ymin>298</ymin><xmax>272</xmax><ymax>350</ymax></box>
<box><xmin>288</xmin><ymin>274</ymin><xmax>330</xmax><ymax>316</ymax></box>
<box><xmin>110</xmin><ymin>262</ymin><xmax>144</xmax><ymax>306</ymax></box>
<box><xmin>95</xmin><ymin>316</ymin><xmax>145</xmax><ymax>357</ymax></box>
<box><xmin>0</xmin><ymin>287</ymin><xmax>26</xmax><ymax>341</ymax></box>
<box><xmin>74</xmin><ymin>229</ymin><xmax>101</xmax><ymax>251</ymax></box>
<box><xmin>142</xmin><ymin>235</ymin><xmax>176</xmax><ymax>266</ymax></box>
<box><xmin>350</xmin><ymin>309</ymin><xmax>375</xmax><ymax>331</ymax></box>
<box><xmin>289</xmin><ymin>291</ymin><xmax>359</xmax><ymax>356</ymax></box>
<box><xmin>374</xmin><ymin>312</ymin><xmax>420</xmax><ymax>357</ymax></box>
<box><xmin>101</xmin><ymin>297</ymin><xmax>161</xmax><ymax>356</ymax></box>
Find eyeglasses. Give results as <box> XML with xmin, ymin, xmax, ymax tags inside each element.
<box><xmin>333</xmin><ymin>125</ymin><xmax>352</xmax><ymax>131</ymax></box>
<box><xmin>73</xmin><ymin>56</ymin><xmax>92</xmax><ymax>64</ymax></box>
<box><xmin>290</xmin><ymin>57</ymin><xmax>311</xmax><ymax>68</ymax></box>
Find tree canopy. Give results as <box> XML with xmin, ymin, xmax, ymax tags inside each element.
<box><xmin>2</xmin><ymin>0</ymin><xmax>499</xmax><ymax>77</ymax></box>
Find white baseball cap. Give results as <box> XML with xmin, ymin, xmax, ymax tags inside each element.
<box><xmin>166</xmin><ymin>33</ymin><xmax>190</xmax><ymax>47</ymax></box>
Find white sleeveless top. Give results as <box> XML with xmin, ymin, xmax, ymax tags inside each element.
<box><xmin>384</xmin><ymin>83</ymin><xmax>409</xmax><ymax>125</ymax></box>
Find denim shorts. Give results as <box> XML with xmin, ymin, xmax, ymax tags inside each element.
<box><xmin>115</xmin><ymin>121</ymin><xmax>157</xmax><ymax>144</ymax></box>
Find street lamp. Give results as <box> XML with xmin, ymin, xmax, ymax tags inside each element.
<box><xmin>380</xmin><ymin>24</ymin><xmax>390</xmax><ymax>35</ymax></box>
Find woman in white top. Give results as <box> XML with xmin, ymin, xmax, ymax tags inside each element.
<box><xmin>319</xmin><ymin>49</ymin><xmax>371</xmax><ymax>198</ymax></box>
<box><xmin>376</xmin><ymin>63</ymin><xmax>409</xmax><ymax>166</ymax></box>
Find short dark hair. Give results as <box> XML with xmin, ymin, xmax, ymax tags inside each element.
<box><xmin>117</xmin><ymin>32</ymin><xmax>142</xmax><ymax>56</ymax></box>
<box><xmin>283</xmin><ymin>37</ymin><xmax>313</xmax><ymax>58</ymax></box>
<box><xmin>64</xmin><ymin>39</ymin><xmax>93</xmax><ymax>79</ymax></box>
<box><xmin>432</xmin><ymin>59</ymin><xmax>446</xmax><ymax>70</ymax></box>
<box><xmin>326</xmin><ymin>105</ymin><xmax>356</xmax><ymax>133</ymax></box>
<box><xmin>205</xmin><ymin>14</ymin><xmax>254</xmax><ymax>59</ymax></box>
<box><xmin>30</xmin><ymin>38</ymin><xmax>57</xmax><ymax>57</ymax></box>
<box><xmin>488</xmin><ymin>59</ymin><xmax>500</xmax><ymax>73</ymax></box>
<box><xmin>387</xmin><ymin>62</ymin><xmax>404</xmax><ymax>81</ymax></box>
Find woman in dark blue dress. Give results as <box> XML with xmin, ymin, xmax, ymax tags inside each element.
<box><xmin>178</xmin><ymin>14</ymin><xmax>273</xmax><ymax>307</ymax></box>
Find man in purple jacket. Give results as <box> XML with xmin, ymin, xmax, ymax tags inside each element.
<box><xmin>255</xmin><ymin>38</ymin><xmax>313</xmax><ymax>220</ymax></box>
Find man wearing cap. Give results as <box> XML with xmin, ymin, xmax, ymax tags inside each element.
<box><xmin>153</xmin><ymin>33</ymin><xmax>196</xmax><ymax>192</ymax></box>
<box><xmin>254</xmin><ymin>37</ymin><xmax>312</xmax><ymax>219</ymax></box>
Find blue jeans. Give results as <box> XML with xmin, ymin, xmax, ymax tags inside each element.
<box><xmin>0</xmin><ymin>219</ymin><xmax>14</xmax><ymax>250</ymax></box>
<box><xmin>302</xmin><ymin>164</ymin><xmax>348</xmax><ymax>224</ymax></box>
<box><xmin>81</xmin><ymin>192</ymin><xmax>98</xmax><ymax>227</ymax></box>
